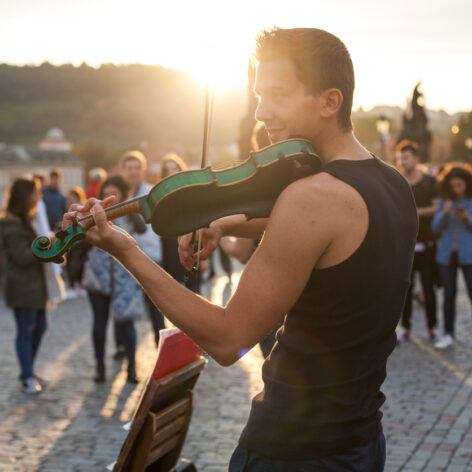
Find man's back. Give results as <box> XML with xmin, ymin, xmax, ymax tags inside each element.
<box><xmin>42</xmin><ymin>185</ymin><xmax>67</xmax><ymax>230</ymax></box>
<box><xmin>239</xmin><ymin>157</ymin><xmax>418</xmax><ymax>459</ymax></box>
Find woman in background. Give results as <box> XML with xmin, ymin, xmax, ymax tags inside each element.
<box><xmin>86</xmin><ymin>168</ymin><xmax>107</xmax><ymax>199</ymax></box>
<box><xmin>160</xmin><ymin>154</ymin><xmax>206</xmax><ymax>293</ymax></box>
<box><xmin>0</xmin><ymin>178</ymin><xmax>49</xmax><ymax>394</ymax></box>
<box><xmin>432</xmin><ymin>165</ymin><xmax>472</xmax><ymax>349</ymax></box>
<box><xmin>82</xmin><ymin>175</ymin><xmax>146</xmax><ymax>383</ymax></box>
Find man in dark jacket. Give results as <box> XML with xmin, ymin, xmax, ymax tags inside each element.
<box><xmin>42</xmin><ymin>168</ymin><xmax>67</xmax><ymax>231</ymax></box>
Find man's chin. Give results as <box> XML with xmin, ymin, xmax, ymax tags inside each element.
<box><xmin>267</xmin><ymin>132</ymin><xmax>289</xmax><ymax>144</ymax></box>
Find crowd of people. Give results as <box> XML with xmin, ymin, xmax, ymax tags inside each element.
<box><xmin>1</xmin><ymin>137</ymin><xmax>472</xmax><ymax>394</ymax></box>
<box><xmin>0</xmin><ymin>151</ymin><xmax>209</xmax><ymax>393</ymax></box>
<box><xmin>396</xmin><ymin>140</ymin><xmax>472</xmax><ymax>349</ymax></box>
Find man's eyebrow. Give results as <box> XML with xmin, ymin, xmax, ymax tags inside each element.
<box><xmin>253</xmin><ymin>85</ymin><xmax>289</xmax><ymax>95</ymax></box>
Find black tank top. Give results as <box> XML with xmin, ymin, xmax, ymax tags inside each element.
<box><xmin>239</xmin><ymin>157</ymin><xmax>418</xmax><ymax>459</ymax></box>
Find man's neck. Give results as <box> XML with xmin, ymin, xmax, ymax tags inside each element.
<box><xmin>403</xmin><ymin>168</ymin><xmax>423</xmax><ymax>185</ymax></box>
<box><xmin>312</xmin><ymin>128</ymin><xmax>371</xmax><ymax>166</ymax></box>
<box><xmin>129</xmin><ymin>182</ymin><xmax>141</xmax><ymax>196</ymax></box>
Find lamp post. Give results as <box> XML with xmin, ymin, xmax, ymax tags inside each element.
<box><xmin>466</xmin><ymin>137</ymin><xmax>472</xmax><ymax>162</ymax></box>
<box><xmin>376</xmin><ymin>115</ymin><xmax>390</xmax><ymax>161</ymax></box>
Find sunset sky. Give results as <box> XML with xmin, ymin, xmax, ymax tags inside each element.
<box><xmin>1</xmin><ymin>0</ymin><xmax>471</xmax><ymax>113</ymax></box>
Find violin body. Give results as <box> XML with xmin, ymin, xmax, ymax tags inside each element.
<box><xmin>32</xmin><ymin>139</ymin><xmax>320</xmax><ymax>263</ymax></box>
<box><xmin>150</xmin><ymin>138</ymin><xmax>320</xmax><ymax>235</ymax></box>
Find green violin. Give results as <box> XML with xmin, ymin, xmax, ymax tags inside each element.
<box><xmin>32</xmin><ymin>138</ymin><xmax>320</xmax><ymax>263</ymax></box>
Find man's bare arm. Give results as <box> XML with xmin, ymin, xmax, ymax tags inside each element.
<box><xmin>109</xmin><ymin>179</ymin><xmax>335</xmax><ymax>365</ymax></box>
<box><xmin>178</xmin><ymin>215</ymin><xmax>268</xmax><ymax>270</ymax></box>
<box><xmin>215</xmin><ymin>215</ymin><xmax>268</xmax><ymax>238</ymax></box>
<box><xmin>219</xmin><ymin>237</ymin><xmax>257</xmax><ymax>264</ymax></box>
<box><xmin>417</xmin><ymin>199</ymin><xmax>438</xmax><ymax>217</ymax></box>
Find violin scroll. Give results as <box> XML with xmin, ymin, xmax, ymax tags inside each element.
<box><xmin>32</xmin><ymin>225</ymin><xmax>86</xmax><ymax>263</ymax></box>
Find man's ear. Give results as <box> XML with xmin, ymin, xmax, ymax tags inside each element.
<box><xmin>320</xmin><ymin>88</ymin><xmax>343</xmax><ymax>119</ymax></box>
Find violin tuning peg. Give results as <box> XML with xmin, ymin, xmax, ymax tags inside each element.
<box><xmin>55</xmin><ymin>230</ymin><xmax>70</xmax><ymax>243</ymax></box>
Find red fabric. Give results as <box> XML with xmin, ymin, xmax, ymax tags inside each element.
<box><xmin>152</xmin><ymin>330</ymin><xmax>203</xmax><ymax>380</ymax></box>
<box><xmin>86</xmin><ymin>180</ymin><xmax>101</xmax><ymax>199</ymax></box>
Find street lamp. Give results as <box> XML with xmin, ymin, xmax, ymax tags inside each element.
<box><xmin>376</xmin><ymin>115</ymin><xmax>391</xmax><ymax>161</ymax></box>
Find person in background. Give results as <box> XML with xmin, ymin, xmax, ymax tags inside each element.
<box><xmin>160</xmin><ymin>153</ymin><xmax>206</xmax><ymax>293</ymax></box>
<box><xmin>119</xmin><ymin>150</ymin><xmax>165</xmax><ymax>348</ymax></box>
<box><xmin>42</xmin><ymin>168</ymin><xmax>67</xmax><ymax>231</ymax></box>
<box><xmin>65</xmin><ymin>186</ymin><xmax>89</xmax><ymax>299</ymax></box>
<box><xmin>67</xmin><ymin>186</ymin><xmax>86</xmax><ymax>207</ymax></box>
<box><xmin>32</xmin><ymin>173</ymin><xmax>66</xmax><ymax>307</ymax></box>
<box><xmin>82</xmin><ymin>175</ymin><xmax>146</xmax><ymax>383</ymax></box>
<box><xmin>86</xmin><ymin>168</ymin><xmax>107</xmax><ymax>199</ymax></box>
<box><xmin>0</xmin><ymin>178</ymin><xmax>49</xmax><ymax>394</ymax></box>
<box><xmin>396</xmin><ymin>140</ymin><xmax>439</xmax><ymax>342</ymax></box>
<box><xmin>431</xmin><ymin>165</ymin><xmax>472</xmax><ymax>349</ymax></box>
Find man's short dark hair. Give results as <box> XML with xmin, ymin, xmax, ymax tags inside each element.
<box><xmin>254</xmin><ymin>28</ymin><xmax>354</xmax><ymax>131</ymax></box>
<box><xmin>50</xmin><ymin>168</ymin><xmax>63</xmax><ymax>179</ymax></box>
<box><xmin>397</xmin><ymin>140</ymin><xmax>419</xmax><ymax>156</ymax></box>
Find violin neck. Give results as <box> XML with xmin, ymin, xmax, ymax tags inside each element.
<box><xmin>78</xmin><ymin>196</ymin><xmax>145</xmax><ymax>230</ymax></box>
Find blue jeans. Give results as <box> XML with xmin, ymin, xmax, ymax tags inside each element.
<box><xmin>439</xmin><ymin>253</ymin><xmax>472</xmax><ymax>336</ymax></box>
<box><xmin>87</xmin><ymin>291</ymin><xmax>136</xmax><ymax>369</ymax></box>
<box><xmin>228</xmin><ymin>434</ymin><xmax>386</xmax><ymax>472</ymax></box>
<box><xmin>13</xmin><ymin>308</ymin><xmax>47</xmax><ymax>379</ymax></box>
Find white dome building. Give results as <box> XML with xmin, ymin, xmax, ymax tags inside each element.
<box><xmin>38</xmin><ymin>127</ymin><xmax>73</xmax><ymax>152</ymax></box>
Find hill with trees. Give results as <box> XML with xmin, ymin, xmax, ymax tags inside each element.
<box><xmin>0</xmin><ymin>62</ymin><xmax>247</xmax><ymax>167</ymax></box>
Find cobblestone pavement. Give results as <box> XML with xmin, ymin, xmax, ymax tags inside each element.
<box><xmin>1</xmin><ymin>268</ymin><xmax>472</xmax><ymax>471</ymax></box>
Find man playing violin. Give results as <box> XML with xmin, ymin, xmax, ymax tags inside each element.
<box><xmin>63</xmin><ymin>28</ymin><xmax>417</xmax><ymax>471</ymax></box>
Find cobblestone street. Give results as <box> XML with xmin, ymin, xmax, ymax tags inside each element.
<box><xmin>1</xmin><ymin>267</ymin><xmax>472</xmax><ymax>471</ymax></box>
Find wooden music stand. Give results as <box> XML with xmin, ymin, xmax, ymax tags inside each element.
<box><xmin>110</xmin><ymin>329</ymin><xmax>207</xmax><ymax>472</ymax></box>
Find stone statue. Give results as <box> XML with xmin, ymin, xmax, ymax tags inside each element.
<box><xmin>397</xmin><ymin>82</ymin><xmax>432</xmax><ymax>163</ymax></box>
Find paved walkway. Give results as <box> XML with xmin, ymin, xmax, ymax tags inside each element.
<box><xmin>0</xmin><ymin>268</ymin><xmax>472</xmax><ymax>471</ymax></box>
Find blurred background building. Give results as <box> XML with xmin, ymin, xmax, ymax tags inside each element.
<box><xmin>0</xmin><ymin>128</ymin><xmax>84</xmax><ymax>209</ymax></box>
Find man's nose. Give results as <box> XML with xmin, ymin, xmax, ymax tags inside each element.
<box><xmin>255</xmin><ymin>98</ymin><xmax>273</xmax><ymax>124</ymax></box>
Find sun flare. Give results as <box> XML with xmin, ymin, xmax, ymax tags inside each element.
<box><xmin>185</xmin><ymin>44</ymin><xmax>250</xmax><ymax>91</ymax></box>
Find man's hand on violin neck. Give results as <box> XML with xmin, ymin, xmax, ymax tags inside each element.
<box><xmin>63</xmin><ymin>197</ymin><xmax>139</xmax><ymax>257</ymax></box>
<box><xmin>63</xmin><ymin>196</ymin><xmax>116</xmax><ymax>227</ymax></box>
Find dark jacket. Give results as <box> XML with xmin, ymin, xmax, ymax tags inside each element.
<box><xmin>42</xmin><ymin>186</ymin><xmax>67</xmax><ymax>230</ymax></box>
<box><xmin>0</xmin><ymin>215</ymin><xmax>47</xmax><ymax>309</ymax></box>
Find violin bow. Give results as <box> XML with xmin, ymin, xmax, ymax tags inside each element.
<box><xmin>185</xmin><ymin>78</ymin><xmax>215</xmax><ymax>281</ymax></box>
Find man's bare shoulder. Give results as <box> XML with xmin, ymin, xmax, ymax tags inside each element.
<box><xmin>278</xmin><ymin>170</ymin><xmax>363</xmax><ymax>214</ymax></box>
